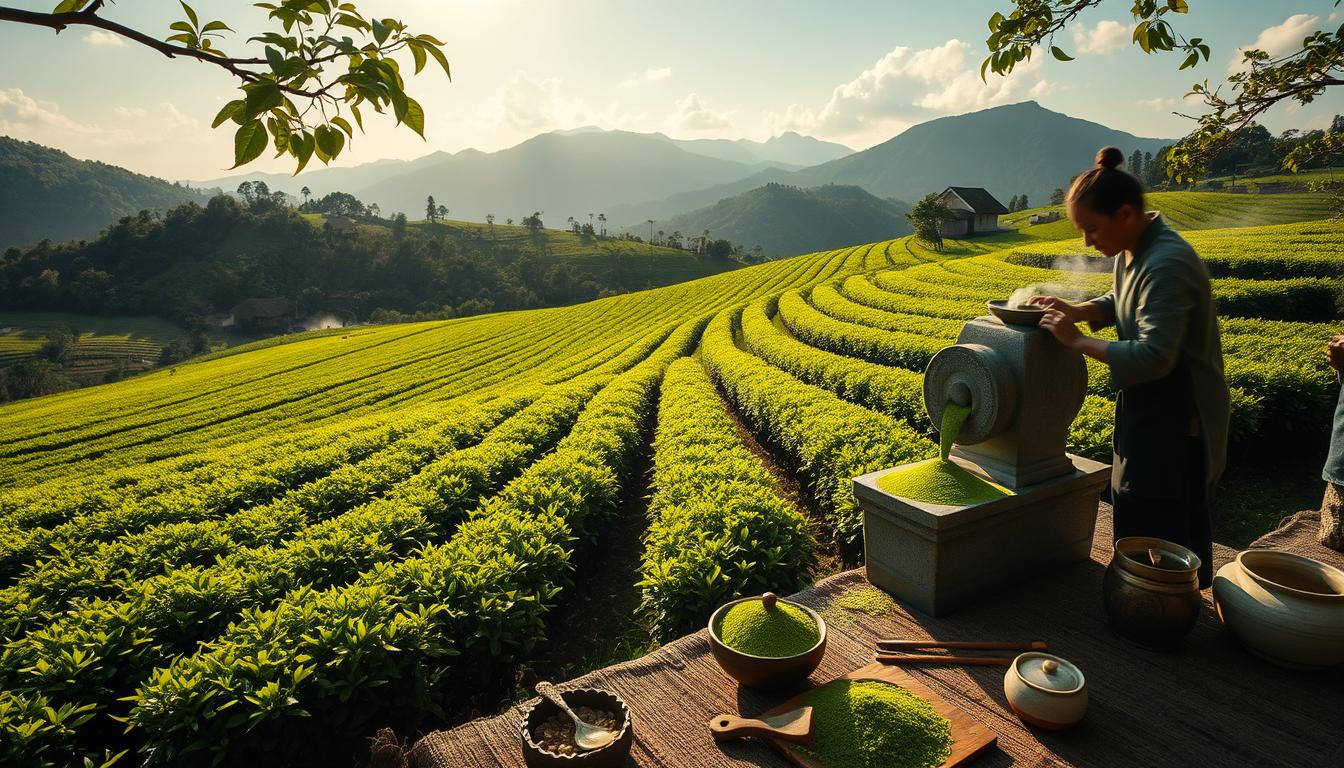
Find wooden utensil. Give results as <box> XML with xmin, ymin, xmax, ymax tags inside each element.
<box><xmin>745</xmin><ymin>662</ymin><xmax>996</xmax><ymax>768</ymax></box>
<box><xmin>876</xmin><ymin>654</ymin><xmax>1015</xmax><ymax>667</ymax></box>
<box><xmin>876</xmin><ymin>639</ymin><xmax>1047</xmax><ymax>652</ymax></box>
<box><xmin>709</xmin><ymin>707</ymin><xmax>813</xmax><ymax>744</ymax></box>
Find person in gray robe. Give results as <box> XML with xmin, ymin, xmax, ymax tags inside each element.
<box><xmin>1033</xmin><ymin>146</ymin><xmax>1229</xmax><ymax>588</ymax></box>
<box><xmin>1321</xmin><ymin>333</ymin><xmax>1344</xmax><ymax>550</ymax></box>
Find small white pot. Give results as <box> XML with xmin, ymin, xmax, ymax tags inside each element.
<box><xmin>1003</xmin><ymin>652</ymin><xmax>1088</xmax><ymax>730</ymax></box>
<box><xmin>1212</xmin><ymin>549</ymin><xmax>1344</xmax><ymax>670</ymax></box>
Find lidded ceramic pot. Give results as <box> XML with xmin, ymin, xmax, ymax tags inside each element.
<box><xmin>1003</xmin><ymin>652</ymin><xmax>1088</xmax><ymax>730</ymax></box>
<box><xmin>1212</xmin><ymin>549</ymin><xmax>1344</xmax><ymax>670</ymax></box>
<box><xmin>1102</xmin><ymin>537</ymin><xmax>1203</xmax><ymax>650</ymax></box>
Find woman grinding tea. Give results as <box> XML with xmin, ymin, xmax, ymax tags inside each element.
<box><xmin>1031</xmin><ymin>146</ymin><xmax>1229</xmax><ymax>588</ymax></box>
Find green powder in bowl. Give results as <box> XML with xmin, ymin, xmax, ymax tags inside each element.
<box><xmin>877</xmin><ymin>458</ymin><xmax>1013</xmax><ymax>506</ymax></box>
<box><xmin>798</xmin><ymin>680</ymin><xmax>952</xmax><ymax>768</ymax></box>
<box><xmin>716</xmin><ymin>599</ymin><xmax>819</xmax><ymax>657</ymax></box>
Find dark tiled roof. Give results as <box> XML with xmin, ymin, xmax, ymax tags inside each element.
<box><xmin>944</xmin><ymin>186</ymin><xmax>1010</xmax><ymax>215</ymax></box>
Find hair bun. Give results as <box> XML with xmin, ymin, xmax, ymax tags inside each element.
<box><xmin>1095</xmin><ymin>146</ymin><xmax>1124</xmax><ymax>170</ymax></box>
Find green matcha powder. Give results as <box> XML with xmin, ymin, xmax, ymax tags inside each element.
<box><xmin>717</xmin><ymin>599</ymin><xmax>819</xmax><ymax>657</ymax></box>
<box><xmin>798</xmin><ymin>680</ymin><xmax>953</xmax><ymax>768</ymax></box>
<box><xmin>876</xmin><ymin>400</ymin><xmax>1013</xmax><ymax>506</ymax></box>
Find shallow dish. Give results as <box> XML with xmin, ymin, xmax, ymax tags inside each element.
<box><xmin>520</xmin><ymin>687</ymin><xmax>633</xmax><ymax>767</ymax></box>
<box><xmin>987</xmin><ymin>300</ymin><xmax>1046</xmax><ymax>326</ymax></box>
<box><xmin>707</xmin><ymin>594</ymin><xmax>826</xmax><ymax>691</ymax></box>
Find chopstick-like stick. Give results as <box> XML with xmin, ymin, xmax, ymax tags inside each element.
<box><xmin>876</xmin><ymin>654</ymin><xmax>1014</xmax><ymax>667</ymax></box>
<box><xmin>875</xmin><ymin>640</ymin><xmax>1047</xmax><ymax>652</ymax></box>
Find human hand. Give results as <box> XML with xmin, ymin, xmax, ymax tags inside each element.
<box><xmin>1328</xmin><ymin>334</ymin><xmax>1344</xmax><ymax>371</ymax></box>
<box><xmin>1029</xmin><ymin>295</ymin><xmax>1082</xmax><ymax>324</ymax></box>
<box><xmin>1039</xmin><ymin>308</ymin><xmax>1082</xmax><ymax>348</ymax></box>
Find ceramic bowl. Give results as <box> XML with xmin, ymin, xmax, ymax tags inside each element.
<box><xmin>1213</xmin><ymin>549</ymin><xmax>1344</xmax><ymax>670</ymax></box>
<box><xmin>1003</xmin><ymin>652</ymin><xmax>1088</xmax><ymax>730</ymax></box>
<box><xmin>520</xmin><ymin>687</ymin><xmax>633</xmax><ymax>768</ymax></box>
<box><xmin>707</xmin><ymin>594</ymin><xmax>826</xmax><ymax>692</ymax></box>
<box><xmin>987</xmin><ymin>300</ymin><xmax>1046</xmax><ymax>326</ymax></box>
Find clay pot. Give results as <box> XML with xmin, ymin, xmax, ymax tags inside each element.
<box><xmin>1102</xmin><ymin>537</ymin><xmax>1203</xmax><ymax>650</ymax></box>
<box><xmin>707</xmin><ymin>593</ymin><xmax>826</xmax><ymax>692</ymax></box>
<box><xmin>520</xmin><ymin>687</ymin><xmax>634</xmax><ymax>768</ymax></box>
<box><xmin>1212</xmin><ymin>549</ymin><xmax>1344</xmax><ymax>670</ymax></box>
<box><xmin>1003</xmin><ymin>652</ymin><xmax>1088</xmax><ymax>730</ymax></box>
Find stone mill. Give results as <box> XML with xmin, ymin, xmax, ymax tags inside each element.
<box><xmin>852</xmin><ymin>303</ymin><xmax>1110</xmax><ymax>616</ymax></box>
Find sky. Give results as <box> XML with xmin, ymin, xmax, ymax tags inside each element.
<box><xmin>1</xmin><ymin>1</ymin><xmax>1342</xmax><ymax>182</ymax></box>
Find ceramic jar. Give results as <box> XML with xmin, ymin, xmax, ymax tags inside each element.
<box><xmin>1102</xmin><ymin>537</ymin><xmax>1203</xmax><ymax>650</ymax></box>
<box><xmin>1212</xmin><ymin>549</ymin><xmax>1344</xmax><ymax>670</ymax></box>
<box><xmin>1003</xmin><ymin>652</ymin><xmax>1088</xmax><ymax>730</ymax></box>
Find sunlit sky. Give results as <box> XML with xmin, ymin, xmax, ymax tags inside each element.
<box><xmin>2</xmin><ymin>1</ymin><xmax>1342</xmax><ymax>181</ymax></box>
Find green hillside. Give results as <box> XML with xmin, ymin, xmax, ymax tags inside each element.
<box><xmin>0</xmin><ymin>136</ymin><xmax>213</xmax><ymax>249</ymax></box>
<box><xmin>653</xmin><ymin>182</ymin><xmax>912</xmax><ymax>257</ymax></box>
<box><xmin>1003</xmin><ymin>190</ymin><xmax>1341</xmax><ymax>239</ymax></box>
<box><xmin>0</xmin><ymin>192</ymin><xmax>1337</xmax><ymax>767</ymax></box>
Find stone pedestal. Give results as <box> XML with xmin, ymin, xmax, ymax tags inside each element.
<box><xmin>853</xmin><ymin>454</ymin><xmax>1110</xmax><ymax>617</ymax></box>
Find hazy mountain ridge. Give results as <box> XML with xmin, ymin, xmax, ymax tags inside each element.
<box><xmin>641</xmin><ymin>182</ymin><xmax>913</xmax><ymax>257</ymax></box>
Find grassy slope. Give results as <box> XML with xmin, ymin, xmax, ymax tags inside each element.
<box><xmin>0</xmin><ymin>313</ymin><xmax>188</xmax><ymax>370</ymax></box>
<box><xmin>1003</xmin><ymin>191</ymin><xmax>1339</xmax><ymax>239</ymax></box>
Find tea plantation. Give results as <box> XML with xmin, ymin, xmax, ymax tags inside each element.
<box><xmin>0</xmin><ymin>201</ymin><xmax>1339</xmax><ymax>767</ymax></box>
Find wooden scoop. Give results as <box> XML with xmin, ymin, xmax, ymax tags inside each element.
<box><xmin>709</xmin><ymin>706</ymin><xmax>814</xmax><ymax>745</ymax></box>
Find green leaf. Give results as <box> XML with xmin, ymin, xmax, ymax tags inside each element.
<box><xmin>1168</xmin><ymin>0</ymin><xmax>1189</xmax><ymax>12</ymax></box>
<box><xmin>265</xmin><ymin>46</ymin><xmax>285</xmax><ymax>74</ymax></box>
<box><xmin>292</xmin><ymin>132</ymin><xmax>315</xmax><ymax>175</ymax></box>
<box><xmin>371</xmin><ymin>18</ymin><xmax>390</xmax><ymax>45</ymax></box>
<box><xmin>1180</xmin><ymin>51</ymin><xmax>1199</xmax><ymax>70</ymax></box>
<box><xmin>178</xmin><ymin>0</ymin><xmax>199</xmax><ymax>29</ymax></box>
<box><xmin>1050</xmin><ymin>45</ymin><xmax>1073</xmax><ymax>61</ymax></box>
<box><xmin>331</xmin><ymin>116</ymin><xmax>354</xmax><ymax>138</ymax></box>
<box><xmin>409</xmin><ymin>40</ymin><xmax>427</xmax><ymax>74</ymax></box>
<box><xmin>243</xmin><ymin>80</ymin><xmax>282</xmax><ymax>118</ymax></box>
<box><xmin>52</xmin><ymin>0</ymin><xmax>87</xmax><ymax>13</ymax></box>
<box><xmin>423</xmin><ymin>43</ymin><xmax>451</xmax><ymax>79</ymax></box>
<box><xmin>349</xmin><ymin>104</ymin><xmax>364</xmax><ymax>132</ymax></box>
<box><xmin>201</xmin><ymin>20</ymin><xmax>233</xmax><ymax>33</ymax></box>
<box><xmin>232</xmin><ymin>120</ymin><xmax>268</xmax><ymax>168</ymax></box>
<box><xmin>314</xmin><ymin>124</ymin><xmax>344</xmax><ymax>162</ymax></box>
<box><xmin>401</xmin><ymin>96</ymin><xmax>425</xmax><ymax>138</ymax></box>
<box><xmin>211</xmin><ymin>99</ymin><xmax>245</xmax><ymax>128</ymax></box>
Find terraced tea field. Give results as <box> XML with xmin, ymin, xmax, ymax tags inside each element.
<box><xmin>1</xmin><ymin>204</ymin><xmax>1339</xmax><ymax>768</ymax></box>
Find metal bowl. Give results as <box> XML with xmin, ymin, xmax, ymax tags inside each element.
<box><xmin>520</xmin><ymin>687</ymin><xmax>634</xmax><ymax>767</ymax></box>
<box><xmin>987</xmin><ymin>300</ymin><xmax>1046</xmax><ymax>326</ymax></box>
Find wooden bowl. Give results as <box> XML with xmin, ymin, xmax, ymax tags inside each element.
<box><xmin>520</xmin><ymin>687</ymin><xmax>633</xmax><ymax>768</ymax></box>
<box><xmin>987</xmin><ymin>300</ymin><xmax>1046</xmax><ymax>326</ymax></box>
<box><xmin>707</xmin><ymin>594</ymin><xmax>827</xmax><ymax>692</ymax></box>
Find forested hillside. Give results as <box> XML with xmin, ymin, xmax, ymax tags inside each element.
<box><xmin>0</xmin><ymin>137</ymin><xmax>213</xmax><ymax>249</ymax></box>
<box><xmin>651</xmin><ymin>183</ymin><xmax>912</xmax><ymax>257</ymax></box>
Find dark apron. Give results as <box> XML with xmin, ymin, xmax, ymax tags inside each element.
<box><xmin>1111</xmin><ymin>363</ymin><xmax>1214</xmax><ymax>588</ymax></box>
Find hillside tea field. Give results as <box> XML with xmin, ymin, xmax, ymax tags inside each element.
<box><xmin>0</xmin><ymin>203</ymin><xmax>1339</xmax><ymax>767</ymax></box>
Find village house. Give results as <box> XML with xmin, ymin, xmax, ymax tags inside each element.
<box><xmin>229</xmin><ymin>297</ymin><xmax>294</xmax><ymax>329</ymax></box>
<box><xmin>936</xmin><ymin>186</ymin><xmax>1010</xmax><ymax>237</ymax></box>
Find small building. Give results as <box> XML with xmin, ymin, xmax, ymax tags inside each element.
<box><xmin>936</xmin><ymin>187</ymin><xmax>1010</xmax><ymax>237</ymax></box>
<box><xmin>230</xmin><ymin>297</ymin><xmax>293</xmax><ymax>329</ymax></box>
<box><xmin>1028</xmin><ymin>211</ymin><xmax>1062</xmax><ymax>225</ymax></box>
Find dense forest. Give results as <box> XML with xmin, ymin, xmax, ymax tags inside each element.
<box><xmin>0</xmin><ymin>137</ymin><xmax>214</xmax><ymax>248</ymax></box>
<box><xmin>0</xmin><ymin>191</ymin><xmax>732</xmax><ymax>328</ymax></box>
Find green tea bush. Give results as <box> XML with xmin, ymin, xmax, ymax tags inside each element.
<box><xmin>776</xmin><ymin>290</ymin><xmax>943</xmax><ymax>371</ymax></box>
<box><xmin>639</xmin><ymin>357</ymin><xmax>814</xmax><ymax>639</ymax></box>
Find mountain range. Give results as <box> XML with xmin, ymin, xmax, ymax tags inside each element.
<box><xmin>4</xmin><ymin>102</ymin><xmax>1174</xmax><ymax>252</ymax></box>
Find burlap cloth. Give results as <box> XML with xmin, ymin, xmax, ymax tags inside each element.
<box><xmin>410</xmin><ymin>505</ymin><xmax>1344</xmax><ymax>767</ymax></box>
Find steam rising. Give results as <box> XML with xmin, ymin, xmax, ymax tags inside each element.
<box><xmin>1007</xmin><ymin>253</ymin><xmax>1103</xmax><ymax>308</ymax></box>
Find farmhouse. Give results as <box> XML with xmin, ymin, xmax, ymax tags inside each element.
<box><xmin>936</xmin><ymin>186</ymin><xmax>1009</xmax><ymax>237</ymax></box>
<box><xmin>230</xmin><ymin>297</ymin><xmax>294</xmax><ymax>329</ymax></box>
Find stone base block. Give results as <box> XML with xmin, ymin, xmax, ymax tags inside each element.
<box><xmin>853</xmin><ymin>454</ymin><xmax>1109</xmax><ymax>617</ymax></box>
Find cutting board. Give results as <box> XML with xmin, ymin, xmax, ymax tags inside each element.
<box><xmin>756</xmin><ymin>662</ymin><xmax>997</xmax><ymax>768</ymax></box>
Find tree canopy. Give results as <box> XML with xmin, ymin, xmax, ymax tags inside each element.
<box><xmin>982</xmin><ymin>1</ymin><xmax>1344</xmax><ymax>179</ymax></box>
<box><xmin>0</xmin><ymin>1</ymin><xmax>450</xmax><ymax>172</ymax></box>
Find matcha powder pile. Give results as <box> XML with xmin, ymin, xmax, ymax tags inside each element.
<box><xmin>717</xmin><ymin>599</ymin><xmax>819</xmax><ymax>657</ymax></box>
<box><xmin>799</xmin><ymin>680</ymin><xmax>953</xmax><ymax>768</ymax></box>
<box><xmin>876</xmin><ymin>400</ymin><xmax>1013</xmax><ymax>506</ymax></box>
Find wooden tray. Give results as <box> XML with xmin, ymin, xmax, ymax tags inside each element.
<box><xmin>758</xmin><ymin>662</ymin><xmax>997</xmax><ymax>768</ymax></box>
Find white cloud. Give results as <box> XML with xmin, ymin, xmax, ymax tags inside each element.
<box><xmin>478</xmin><ymin>72</ymin><xmax>647</xmax><ymax>142</ymax></box>
<box><xmin>1329</xmin><ymin>12</ymin><xmax>1341</xmax><ymax>24</ymax></box>
<box><xmin>84</xmin><ymin>30</ymin><xmax>126</xmax><ymax>47</ymax></box>
<box><xmin>764</xmin><ymin>39</ymin><xmax>1050</xmax><ymax>148</ymax></box>
<box><xmin>673</xmin><ymin>93</ymin><xmax>731</xmax><ymax>132</ymax></box>
<box><xmin>1228</xmin><ymin>14</ymin><xmax>1320</xmax><ymax>74</ymax></box>
<box><xmin>617</xmin><ymin>67</ymin><xmax>672</xmax><ymax>89</ymax></box>
<box><xmin>1071</xmin><ymin>20</ymin><xmax>1129</xmax><ymax>55</ymax></box>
